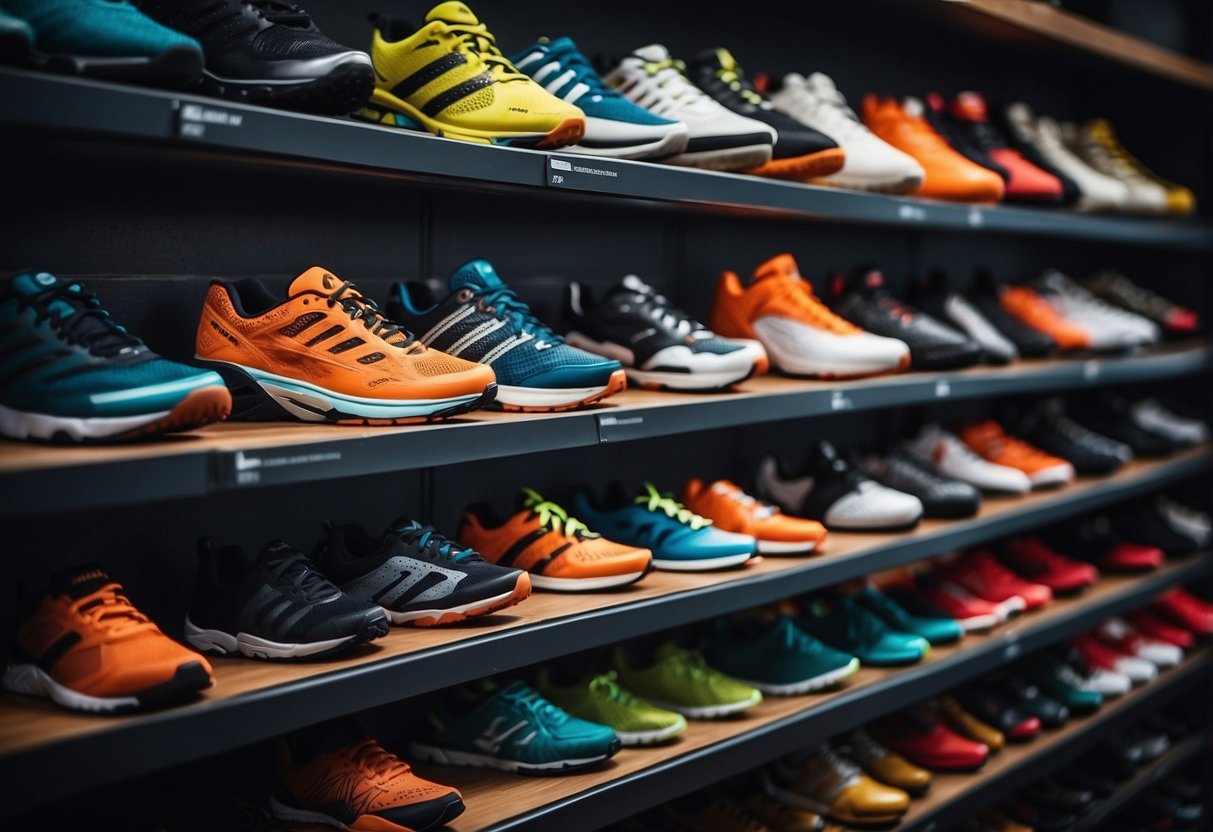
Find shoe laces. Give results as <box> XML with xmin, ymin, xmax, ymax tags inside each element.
<box><xmin>666</xmin><ymin>648</ymin><xmax>723</xmax><ymax>684</ymax></box>
<box><xmin>70</xmin><ymin>583</ymin><xmax>158</xmax><ymax>638</ymax></box>
<box><xmin>816</xmin><ymin>744</ymin><xmax>862</xmax><ymax>779</ymax></box>
<box><xmin>715</xmin><ymin>66</ymin><xmax>766</xmax><ymax>107</ymax></box>
<box><xmin>625</xmin><ymin>279</ymin><xmax>704</xmax><ymax>337</ymax></box>
<box><xmin>248</xmin><ymin>0</ymin><xmax>312</xmax><ymax>26</ymax></box>
<box><xmin>775</xmin><ymin>279</ymin><xmax>858</xmax><ymax>334</ymax></box>
<box><xmin>642</xmin><ymin>58</ymin><xmax>712</xmax><ymax>106</ymax></box>
<box><xmin>13</xmin><ymin>280</ymin><xmax>145</xmax><ymax>358</ymax></box>
<box><xmin>477</xmin><ymin>284</ymin><xmax>563</xmax><ymax>347</ymax></box>
<box><xmin>588</xmin><ymin>670</ymin><xmax>644</xmax><ymax>706</ymax></box>
<box><xmin>346</xmin><ymin>738</ymin><xmax>413</xmax><ymax>783</ymax></box>
<box><xmin>522</xmin><ymin>489</ymin><xmax>595</xmax><ymax>538</ymax></box>
<box><xmin>446</xmin><ymin>21</ymin><xmax>526</xmax><ymax>83</ymax></box>
<box><xmin>637</xmin><ymin>483</ymin><xmax>710</xmax><ymax>530</ymax></box>
<box><xmin>393</xmin><ymin>519</ymin><xmax>478</xmax><ymax>564</ymax></box>
<box><xmin>325</xmin><ymin>281</ymin><xmax>419</xmax><ymax>351</ymax></box>
<box><xmin>263</xmin><ymin>550</ymin><xmax>339</xmax><ymax>600</ymax></box>
<box><xmin>504</xmin><ymin>683</ymin><xmax>568</xmax><ymax>726</ymax></box>
<box><xmin>712</xmin><ymin>480</ymin><xmax>777</xmax><ymax>519</ymax></box>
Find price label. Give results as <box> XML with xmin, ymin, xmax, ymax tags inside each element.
<box><xmin>830</xmin><ymin>391</ymin><xmax>854</xmax><ymax>411</ymax></box>
<box><xmin>935</xmin><ymin>379</ymin><xmax>951</xmax><ymax>398</ymax></box>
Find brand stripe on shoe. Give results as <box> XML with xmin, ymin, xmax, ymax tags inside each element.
<box><xmin>422</xmin><ymin>71</ymin><xmax>494</xmax><ymax>117</ymax></box>
<box><xmin>496</xmin><ymin>529</ymin><xmax>548</xmax><ymax>568</ymax></box>
<box><xmin>36</xmin><ymin>631</ymin><xmax>82</xmax><ymax>672</ymax></box>
<box><xmin>391</xmin><ymin>51</ymin><xmax>467</xmax><ymax>100</ymax></box>
<box><xmin>304</xmin><ymin>325</ymin><xmax>344</xmax><ymax>347</ymax></box>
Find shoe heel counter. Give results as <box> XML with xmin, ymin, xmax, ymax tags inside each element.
<box><xmin>195</xmin><ymin>283</ymin><xmax>237</xmax><ymax>362</ymax></box>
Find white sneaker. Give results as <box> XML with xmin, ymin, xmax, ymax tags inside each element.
<box><xmin>603</xmin><ymin>44</ymin><xmax>774</xmax><ymax>172</ymax></box>
<box><xmin>1132</xmin><ymin>400</ymin><xmax>1210</xmax><ymax>446</ymax></box>
<box><xmin>1032</xmin><ymin>270</ymin><xmax>1159</xmax><ymax>351</ymax></box>
<box><xmin>769</xmin><ymin>72</ymin><xmax>924</xmax><ymax>193</ymax></box>
<box><xmin>1155</xmin><ymin>497</ymin><xmax>1211</xmax><ymax>547</ymax></box>
<box><xmin>942</xmin><ymin>293</ymin><xmax>1019</xmax><ymax>364</ymax></box>
<box><xmin>903</xmin><ymin>424</ymin><xmax>1032</xmax><ymax>494</ymax></box>
<box><xmin>1078</xmin><ymin>667</ymin><xmax>1132</xmax><ymax>697</ymax></box>
<box><xmin>1098</xmin><ymin>617</ymin><xmax>1184</xmax><ymax>668</ymax></box>
<box><xmin>1071</xmin><ymin>121</ymin><xmax>1169</xmax><ymax>215</ymax></box>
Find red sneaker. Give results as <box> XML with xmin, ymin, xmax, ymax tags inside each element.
<box><xmin>948</xmin><ymin>92</ymin><xmax>1064</xmax><ymax>203</ymax></box>
<box><xmin>907</xmin><ymin>581</ymin><xmax>1002</xmax><ymax>632</ymax></box>
<box><xmin>877</xmin><ymin>709</ymin><xmax>990</xmax><ymax>771</ymax></box>
<box><xmin>1093</xmin><ymin>617</ymin><xmax>1184</xmax><ymax>668</ymax></box>
<box><xmin>938</xmin><ymin>550</ymin><xmax>1053</xmax><ymax>613</ymax></box>
<box><xmin>1000</xmin><ymin>538</ymin><xmax>1099</xmax><ymax>595</ymax></box>
<box><xmin>1101</xmin><ymin>542</ymin><xmax>1164</xmax><ymax>572</ymax></box>
<box><xmin>1127</xmin><ymin>609</ymin><xmax>1195</xmax><ymax>650</ymax></box>
<box><xmin>1071</xmin><ymin>634</ymin><xmax>1156</xmax><ymax>685</ymax></box>
<box><xmin>1153</xmin><ymin>588</ymin><xmax>1213</xmax><ymax>636</ymax></box>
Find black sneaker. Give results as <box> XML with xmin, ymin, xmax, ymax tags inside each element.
<box><xmin>1110</xmin><ymin>502</ymin><xmax>1203</xmax><ymax>557</ymax></box>
<box><xmin>912</xmin><ymin>269</ymin><xmax>1017</xmax><ymax>365</ymax></box>
<box><xmin>860</xmin><ymin>448</ymin><xmax>981</xmax><ymax>519</ymax></box>
<box><xmin>924</xmin><ymin>92</ymin><xmax>1009</xmax><ymax>181</ymax></box>
<box><xmin>1017</xmin><ymin>781</ymin><xmax>1095</xmax><ymax>816</ymax></box>
<box><xmin>954</xmin><ymin>684</ymin><xmax>1039</xmax><ymax>739</ymax></box>
<box><xmin>686</xmin><ymin>48</ymin><xmax>843</xmax><ymax>180</ymax></box>
<box><xmin>990</xmin><ymin>672</ymin><xmax>1070</xmax><ymax>729</ymax></box>
<box><xmin>1008</xmin><ymin>397</ymin><xmax>1132</xmax><ymax>475</ymax></box>
<box><xmin>968</xmin><ymin>269</ymin><xmax>1058</xmax><ymax>359</ymax></box>
<box><xmin>317</xmin><ymin>519</ymin><xmax>531</xmax><ymax>627</ymax></box>
<box><xmin>1083</xmin><ymin>268</ymin><xmax>1201</xmax><ymax>337</ymax></box>
<box><xmin>1072</xmin><ymin>393</ymin><xmax>1178</xmax><ymax>457</ymax></box>
<box><xmin>137</xmin><ymin>0</ymin><xmax>373</xmax><ymax>114</ymax></box>
<box><xmin>1042</xmin><ymin>514</ymin><xmax>1162</xmax><ymax>573</ymax></box>
<box><xmin>827</xmin><ymin>267</ymin><xmax>983</xmax><ymax>370</ymax></box>
<box><xmin>756</xmin><ymin>440</ymin><xmax>924</xmax><ymax>531</ymax></box>
<box><xmin>562</xmin><ymin>275</ymin><xmax>763</xmax><ymax>391</ymax></box>
<box><xmin>185</xmin><ymin>539</ymin><xmax>389</xmax><ymax>660</ymax></box>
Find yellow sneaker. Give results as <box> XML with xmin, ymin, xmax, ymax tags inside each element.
<box><xmin>1084</xmin><ymin>118</ymin><xmax>1195</xmax><ymax>216</ymax></box>
<box><xmin>359</xmin><ymin>2</ymin><xmax>585</xmax><ymax>147</ymax></box>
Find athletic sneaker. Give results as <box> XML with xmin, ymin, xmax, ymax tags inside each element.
<box><xmin>571</xmin><ymin>482</ymin><xmax>756</xmax><ymax>571</ymax></box>
<box><xmin>613</xmin><ymin>642</ymin><xmax>762</xmax><ymax>718</ymax></box>
<box><xmin>563</xmin><ymin>275</ymin><xmax>763</xmax><ymax>391</ymax></box>
<box><xmin>890</xmin><ymin>580</ymin><xmax>1002</xmax><ymax>632</ymax></box>
<box><xmin>1110</xmin><ymin>501</ymin><xmax>1203</xmax><ymax>556</ymax></box>
<box><xmin>999</xmin><ymin>537</ymin><xmax>1099</xmax><ymax>595</ymax></box>
<box><xmin>459</xmin><ymin>488</ymin><xmax>652</xmax><ymax>591</ymax></box>
<box><xmin>967</xmin><ymin>270</ymin><xmax>1058</xmax><ymax>359</ymax></box>
<box><xmin>705</xmin><ymin>614</ymin><xmax>860</xmax><ymax>695</ymax></box>
<box><xmin>1082</xmin><ymin>269</ymin><xmax>1200</xmax><ymax>336</ymax></box>
<box><xmin>960</xmin><ymin>420</ymin><xmax>1075</xmax><ymax>489</ymax></box>
<box><xmin>1030</xmin><ymin>270</ymin><xmax>1158</xmax><ymax>351</ymax></box>
<box><xmin>913</xmin><ymin>270</ymin><xmax>1018</xmax><ymax>365</ymax></box>
<box><xmin>709</xmin><ymin>254</ymin><xmax>910</xmax><ymax>378</ymax></box>
<box><xmin>1009</xmin><ymin>398</ymin><xmax>1132</xmax><ymax>475</ymax></box>
<box><xmin>316</xmin><ymin>519</ymin><xmax>530</xmax><ymax>626</ymax></box>
<box><xmin>682</xmin><ymin>478</ymin><xmax>828</xmax><ymax>555</ymax></box>
<box><xmin>272</xmin><ymin>731</ymin><xmax>465</xmax><ymax>832</ymax></box>
<box><xmin>536</xmin><ymin>668</ymin><xmax>686</xmax><ymax>746</ymax></box>
<box><xmin>0</xmin><ymin>9</ymin><xmax>33</xmax><ymax>65</ymax></box>
<box><xmin>0</xmin><ymin>271</ymin><xmax>231</xmax><ymax>442</ymax></box>
<box><xmin>799</xmin><ymin>596</ymin><xmax>929</xmax><ymax>666</ymax></box>
<box><xmin>1081</xmin><ymin>119</ymin><xmax>1195</xmax><ymax>216</ymax></box>
<box><xmin>2</xmin><ymin>565</ymin><xmax>213</xmax><ymax>713</ymax></box>
<box><xmin>357</xmin><ymin>3</ymin><xmax>583</xmax><ymax>145</ymax></box>
<box><xmin>1019</xmin><ymin>652</ymin><xmax>1105</xmax><ymax>712</ymax></box>
<box><xmin>1074</xmin><ymin>393</ymin><xmax>1179</xmax><ymax>457</ymax></box>
<box><xmin>510</xmin><ymin>37</ymin><xmax>686</xmax><ymax>159</ymax></box>
<box><xmin>602</xmin><ymin>44</ymin><xmax>774</xmax><ymax>172</ymax></box>
<box><xmin>687</xmin><ymin>48</ymin><xmax>845</xmax><ymax>181</ymax></box>
<box><xmin>1153</xmin><ymin>587</ymin><xmax>1213</xmax><ymax>636</ymax></box>
<box><xmin>768</xmin><ymin>72</ymin><xmax>923</xmax><ymax>193</ymax></box>
<box><xmin>936</xmin><ymin>549</ymin><xmax>1052</xmax><ymax>613</ymax></box>
<box><xmin>876</xmin><ymin>708</ymin><xmax>991</xmax><ymax>771</ymax></box>
<box><xmin>998</xmin><ymin>282</ymin><xmax>1090</xmax><ymax>352</ymax></box>
<box><xmin>1130</xmin><ymin>398</ymin><xmax>1210</xmax><ymax>446</ymax></box>
<box><xmin>1127</xmin><ymin>609</ymin><xmax>1194</xmax><ymax>650</ymax></box>
<box><xmin>903</xmin><ymin>424</ymin><xmax>1032</xmax><ymax>494</ymax></box>
<box><xmin>1071</xmin><ymin>120</ymin><xmax>1168</xmax><ymax>215</ymax></box>
<box><xmin>410</xmin><ymin>678</ymin><xmax>620</xmax><ymax>772</ymax></box>
<box><xmin>853</xmin><ymin>586</ymin><xmax>964</xmax><ymax>645</ymax></box>
<box><xmin>827</xmin><ymin>268</ymin><xmax>983</xmax><ymax>370</ymax></box>
<box><xmin>1094</xmin><ymin>618</ymin><xmax>1183</xmax><ymax>668</ymax></box>
<box><xmin>388</xmin><ymin>259</ymin><xmax>624</xmax><ymax>412</ymax></box>
<box><xmin>860</xmin><ymin>448</ymin><xmax>982</xmax><ymax>520</ymax></box>
<box><xmin>1043</xmin><ymin>514</ymin><xmax>1162</xmax><ymax>573</ymax></box>
<box><xmin>1155</xmin><ymin>496</ymin><xmax>1212</xmax><ymax>548</ymax></box>
<box><xmin>185</xmin><ymin>539</ymin><xmax>389</xmax><ymax>660</ymax></box>
<box><xmin>1071</xmin><ymin>635</ymin><xmax>1156</xmax><ymax>685</ymax></box>
<box><xmin>138</xmin><ymin>0</ymin><xmax>372</xmax><ymax>114</ymax></box>
<box><xmin>756</xmin><ymin>441</ymin><xmax>924</xmax><ymax>531</ymax></box>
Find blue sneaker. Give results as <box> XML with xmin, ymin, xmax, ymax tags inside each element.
<box><xmin>0</xmin><ymin>271</ymin><xmax>231</xmax><ymax>442</ymax></box>
<box><xmin>706</xmin><ymin>615</ymin><xmax>860</xmax><ymax>695</ymax></box>
<box><xmin>0</xmin><ymin>9</ymin><xmax>33</xmax><ymax>64</ymax></box>
<box><xmin>511</xmin><ymin>37</ymin><xmax>688</xmax><ymax>160</ymax></box>
<box><xmin>572</xmin><ymin>482</ymin><xmax>756</xmax><ymax>571</ymax></box>
<box><xmin>799</xmin><ymin>596</ymin><xmax>929</xmax><ymax>667</ymax></box>
<box><xmin>3</xmin><ymin>0</ymin><xmax>202</xmax><ymax>87</ymax></box>
<box><xmin>387</xmin><ymin>260</ymin><xmax>625</xmax><ymax>412</ymax></box>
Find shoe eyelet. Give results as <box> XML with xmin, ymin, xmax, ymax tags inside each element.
<box><xmin>458</xmin><ymin>289</ymin><xmax>475</xmax><ymax>302</ymax></box>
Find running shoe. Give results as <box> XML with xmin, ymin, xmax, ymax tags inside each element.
<box><xmin>688</xmin><ymin>48</ymin><xmax>845</xmax><ymax>180</ymax></box>
<box><xmin>768</xmin><ymin>72</ymin><xmax>924</xmax><ymax>193</ymax></box>
<box><xmin>998</xmin><ymin>537</ymin><xmax>1099</xmax><ymax>595</ymax></box>
<box><xmin>563</xmin><ymin>275</ymin><xmax>763</xmax><ymax>391</ymax></box>
<box><xmin>1071</xmin><ymin>120</ymin><xmax>1168</xmax><ymax>214</ymax></box>
<box><xmin>889</xmin><ymin>579</ymin><xmax>1002</xmax><ymax>633</ymax></box>
<box><xmin>762</xmin><ymin>745</ymin><xmax>911</xmax><ymax>826</ymax></box>
<box><xmin>681</xmin><ymin>478</ymin><xmax>828</xmax><ymax>555</ymax></box>
<box><xmin>953</xmin><ymin>685</ymin><xmax>1043</xmax><ymax>742</ymax></box>
<box><xmin>999</xmin><ymin>281</ymin><xmax>1092</xmax><ymax>353</ymax></box>
<box><xmin>1081</xmin><ymin>119</ymin><xmax>1196</xmax><ymax>216</ymax></box>
<box><xmin>459</xmin><ymin>488</ymin><xmax>652</xmax><ymax>591</ymax></box>
<box><xmin>316</xmin><ymin>518</ymin><xmax>530</xmax><ymax>626</ymax></box>
<box><xmin>388</xmin><ymin>259</ymin><xmax>624</xmax><ymax>412</ymax></box>
<box><xmin>536</xmin><ymin>668</ymin><xmax>686</xmax><ymax>746</ymax></box>
<box><xmin>876</xmin><ymin>709</ymin><xmax>990</xmax><ymax>771</ymax></box>
<box><xmin>967</xmin><ymin>269</ymin><xmax>1058</xmax><ymax>358</ymax></box>
<box><xmin>409</xmin><ymin>678</ymin><xmax>620</xmax><ymax>772</ymax></box>
<box><xmin>1109</xmin><ymin>501</ymin><xmax>1202</xmax><ymax>556</ymax></box>
<box><xmin>185</xmin><ymin>539</ymin><xmax>389</xmax><ymax>660</ymax></box>
<box><xmin>1082</xmin><ymin>269</ymin><xmax>1200</xmax><ymax>336</ymax></box>
<box><xmin>196</xmin><ymin>266</ymin><xmax>495</xmax><ymax>424</ymax></box>
<box><xmin>1053</xmin><ymin>645</ymin><xmax>1132</xmax><ymax>697</ymax></box>
<box><xmin>1030</xmin><ymin>270</ymin><xmax>1158</xmax><ymax>351</ymax></box>
<box><xmin>1130</xmin><ymin>398</ymin><xmax>1210</xmax><ymax>447</ymax></box>
<box><xmin>799</xmin><ymin>596</ymin><xmax>929</xmax><ymax>666</ymax></box>
<box><xmin>1092</xmin><ymin>617</ymin><xmax>1183</xmax><ymax>668</ymax></box>
<box><xmin>1019</xmin><ymin>653</ymin><xmax>1104</xmax><ymax>714</ymax></box>
<box><xmin>913</xmin><ymin>269</ymin><xmax>1018</xmax><ymax>365</ymax></box>
<box><xmin>139</xmin><ymin>0</ymin><xmax>372</xmax><ymax>113</ymax></box>
<box><xmin>1071</xmin><ymin>634</ymin><xmax>1156</xmax><ymax>685</ymax></box>
<box><xmin>0</xmin><ymin>9</ymin><xmax>33</xmax><ymax>65</ymax></box>
<box><xmin>757</xmin><ymin>441</ymin><xmax>924</xmax><ymax>531</ymax></box>
<box><xmin>1127</xmin><ymin>609</ymin><xmax>1194</xmax><ymax>649</ymax></box>
<box><xmin>1073</xmin><ymin>393</ymin><xmax>1179</xmax><ymax>457</ymax></box>
<box><xmin>511</xmin><ymin>37</ymin><xmax>687</xmax><ymax>159</ymax></box>
<box><xmin>357</xmin><ymin>3</ymin><xmax>583</xmax><ymax>145</ymax></box>
<box><xmin>837</xmin><ymin>729</ymin><xmax>932</xmax><ymax>796</ymax></box>
<box><xmin>937</xmin><ymin>549</ymin><xmax>1052</xmax><ymax>613</ymax></box>
<box><xmin>903</xmin><ymin>424</ymin><xmax>1032</xmax><ymax>495</ymax></box>
<box><xmin>4</xmin><ymin>0</ymin><xmax>202</xmax><ymax>86</ymax></box>
<box><xmin>1</xmin><ymin>271</ymin><xmax>231</xmax><ymax>442</ymax></box>
<box><xmin>613</xmin><ymin>642</ymin><xmax>762</xmax><ymax>718</ymax></box>
<box><xmin>1153</xmin><ymin>587</ymin><xmax>1213</xmax><ymax>636</ymax></box>
<box><xmin>827</xmin><ymin>267</ymin><xmax>983</xmax><ymax>370</ymax></box>
<box><xmin>271</xmin><ymin>730</ymin><xmax>465</xmax><ymax>832</ymax></box>
<box><xmin>1009</xmin><ymin>398</ymin><xmax>1132</xmax><ymax>475</ymax></box>
<box><xmin>860</xmin><ymin>448</ymin><xmax>982</xmax><ymax>520</ymax></box>
<box><xmin>3</xmin><ymin>565</ymin><xmax>213</xmax><ymax>713</ymax></box>
<box><xmin>853</xmin><ymin>585</ymin><xmax>964</xmax><ymax>646</ymax></box>
<box><xmin>1043</xmin><ymin>514</ymin><xmax>1162</xmax><ymax>573</ymax></box>
<box><xmin>709</xmin><ymin>254</ymin><xmax>910</xmax><ymax>378</ymax></box>
<box><xmin>991</xmin><ymin>671</ymin><xmax>1070</xmax><ymax>729</ymax></box>
<box><xmin>603</xmin><ymin>44</ymin><xmax>774</xmax><ymax>171</ymax></box>
<box><xmin>705</xmin><ymin>614</ymin><xmax>860</xmax><ymax>695</ymax></box>
<box><xmin>572</xmin><ymin>482</ymin><xmax>756</xmax><ymax>571</ymax></box>
<box><xmin>960</xmin><ymin>420</ymin><xmax>1075</xmax><ymax>489</ymax></box>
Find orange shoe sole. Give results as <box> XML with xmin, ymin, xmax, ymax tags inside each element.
<box><xmin>536</xmin><ymin>117</ymin><xmax>587</xmax><ymax>149</ymax></box>
<box><xmin>411</xmin><ymin>572</ymin><xmax>532</xmax><ymax>628</ymax></box>
<box><xmin>500</xmin><ymin>370</ymin><xmax>628</xmax><ymax>413</ymax></box>
<box><xmin>113</xmin><ymin>385</ymin><xmax>232</xmax><ymax>441</ymax></box>
<box><xmin>749</xmin><ymin>147</ymin><xmax>846</xmax><ymax>181</ymax></box>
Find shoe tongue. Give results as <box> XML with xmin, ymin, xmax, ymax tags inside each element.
<box><xmin>448</xmin><ymin>259</ymin><xmax>504</xmax><ymax>293</ymax></box>
<box><xmin>631</xmin><ymin>43</ymin><xmax>672</xmax><ymax>63</ymax></box>
<box><xmin>695</xmin><ymin>46</ymin><xmax>737</xmax><ymax>73</ymax></box>
<box><xmin>951</xmin><ymin>91</ymin><xmax>988</xmax><ymax>123</ymax></box>
<box><xmin>425</xmin><ymin>1</ymin><xmax>480</xmax><ymax>25</ymax></box>
<box><xmin>288</xmin><ymin>266</ymin><xmax>344</xmax><ymax>298</ymax></box>
<box><xmin>752</xmin><ymin>253</ymin><xmax>803</xmax><ymax>285</ymax></box>
<box><xmin>48</xmin><ymin>563</ymin><xmax>115</xmax><ymax>600</ymax></box>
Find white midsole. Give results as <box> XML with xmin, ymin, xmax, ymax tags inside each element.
<box><xmin>409</xmin><ymin>742</ymin><xmax>609</xmax><ymax>771</ymax></box>
<box><xmin>1029</xmin><ymin>465</ymin><xmax>1076</xmax><ymax>488</ymax></box>
<box><xmin>384</xmin><ymin>586</ymin><xmax>519</xmax><ymax>623</ymax></box>
<box><xmin>736</xmin><ymin>657</ymin><xmax>861</xmax><ymax>695</ymax></box>
<box><xmin>652</xmin><ymin>551</ymin><xmax>754</xmax><ymax>571</ymax></box>
<box><xmin>756</xmin><ymin>538</ymin><xmax>819</xmax><ymax>554</ymax></box>
<box><xmin>626</xmin><ymin>366</ymin><xmax>753</xmax><ymax>390</ymax></box>
<box><xmin>0</xmin><ymin>401</ymin><xmax>171</xmax><ymax>441</ymax></box>
<box><xmin>496</xmin><ymin>382</ymin><xmax>610</xmax><ymax>407</ymax></box>
<box><xmin>184</xmin><ymin>619</ymin><xmax>359</xmax><ymax>659</ymax></box>
<box><xmin>2</xmin><ymin>663</ymin><xmax>141</xmax><ymax>713</ymax></box>
<box><xmin>616</xmin><ymin>716</ymin><xmax>688</xmax><ymax>746</ymax></box>
<box><xmin>643</xmin><ymin>693</ymin><xmax>760</xmax><ymax>718</ymax></box>
<box><xmin>530</xmin><ymin>571</ymin><xmax>647</xmax><ymax>591</ymax></box>
<box><xmin>568</xmin><ymin>124</ymin><xmax>689</xmax><ymax>161</ymax></box>
<box><xmin>667</xmin><ymin>144</ymin><xmax>773</xmax><ymax>173</ymax></box>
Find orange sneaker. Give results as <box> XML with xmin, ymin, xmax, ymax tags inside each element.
<box><xmin>998</xmin><ymin>285</ymin><xmax>1090</xmax><ymax>351</ymax></box>
<box><xmin>862</xmin><ymin>95</ymin><xmax>1004</xmax><ymax>203</ymax></box>
<box><xmin>708</xmin><ymin>253</ymin><xmax>910</xmax><ymax>378</ymax></box>
<box><xmin>195</xmin><ymin>266</ymin><xmax>497</xmax><ymax>425</ymax></box>
<box><xmin>682</xmin><ymin>478</ymin><xmax>827</xmax><ymax>555</ymax></box>
<box><xmin>2</xmin><ymin>565</ymin><xmax>213</xmax><ymax>713</ymax></box>
<box><xmin>960</xmin><ymin>421</ymin><xmax>1075</xmax><ymax>490</ymax></box>
<box><xmin>272</xmin><ymin>735</ymin><xmax>465</xmax><ymax>832</ymax></box>
<box><xmin>459</xmin><ymin>488</ymin><xmax>653</xmax><ymax>592</ymax></box>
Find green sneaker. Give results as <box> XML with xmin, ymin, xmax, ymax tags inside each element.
<box><xmin>537</xmin><ymin>668</ymin><xmax>687</xmax><ymax>746</ymax></box>
<box><xmin>408</xmin><ymin>679</ymin><xmax>620</xmax><ymax>773</ymax></box>
<box><xmin>613</xmin><ymin>642</ymin><xmax>762</xmax><ymax>719</ymax></box>
<box><xmin>853</xmin><ymin>587</ymin><xmax>964</xmax><ymax>646</ymax></box>
<box><xmin>705</xmin><ymin>615</ymin><xmax>859</xmax><ymax>695</ymax></box>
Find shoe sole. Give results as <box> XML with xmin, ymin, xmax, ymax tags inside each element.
<box><xmin>642</xmin><ymin>692</ymin><xmax>762</xmax><ymax>718</ymax></box>
<box><xmin>408</xmin><ymin>741</ymin><xmax>617</xmax><ymax>774</ymax></box>
<box><xmin>748</xmin><ymin>147</ymin><xmax>847</xmax><ymax>181</ymax></box>
<box><xmin>766</xmin><ymin>783</ymin><xmax>905</xmax><ymax>827</ymax></box>
<box><xmin>37</xmin><ymin>44</ymin><xmax>202</xmax><ymax>89</ymax></box>
<box><xmin>651</xmin><ymin>551</ymin><xmax>754</xmax><ymax>571</ymax></box>
<box><xmin>200</xmin><ymin>60</ymin><xmax>374</xmax><ymax>116</ymax></box>
<box><xmin>566</xmin><ymin>127</ymin><xmax>689</xmax><ymax>161</ymax></box>
<box><xmin>755</xmin><ymin>537</ymin><xmax>822</xmax><ymax>555</ymax></box>
<box><xmin>736</xmin><ymin>656</ymin><xmax>860</xmax><ymax>696</ymax></box>
<box><xmin>817</xmin><ymin>172</ymin><xmax>924</xmax><ymax>194</ymax></box>
<box><xmin>616</xmin><ymin>716</ymin><xmax>688</xmax><ymax>746</ymax></box>
<box><xmin>184</xmin><ymin>613</ymin><xmax>389</xmax><ymax>661</ymax></box>
<box><xmin>667</xmin><ymin>144</ymin><xmax>773</xmax><ymax>173</ymax></box>
<box><xmin>269</xmin><ymin>793</ymin><xmax>466</xmax><ymax>832</ymax></box>
<box><xmin>529</xmin><ymin>568</ymin><xmax>650</xmax><ymax>592</ymax></box>
<box><xmin>765</xmin><ymin>341</ymin><xmax>911</xmax><ymax>380</ymax></box>
<box><xmin>387</xmin><ymin>572</ymin><xmax>532</xmax><ymax>627</ymax></box>
<box><xmin>360</xmin><ymin>89</ymin><xmax>585</xmax><ymax>148</ymax></box>
<box><xmin>2</xmin><ymin>661</ymin><xmax>211</xmax><ymax>714</ymax></box>
<box><xmin>496</xmin><ymin>369</ymin><xmax>626</xmax><ymax>413</ymax></box>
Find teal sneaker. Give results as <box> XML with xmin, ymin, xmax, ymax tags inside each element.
<box><xmin>2</xmin><ymin>0</ymin><xmax>201</xmax><ymax>86</ymax></box>
<box><xmin>853</xmin><ymin>586</ymin><xmax>964</xmax><ymax>646</ymax></box>
<box><xmin>0</xmin><ymin>9</ymin><xmax>33</xmax><ymax>63</ymax></box>
<box><xmin>799</xmin><ymin>596</ymin><xmax>929</xmax><ymax>667</ymax></box>
<box><xmin>1019</xmin><ymin>654</ymin><xmax>1103</xmax><ymax>714</ymax></box>
<box><xmin>613</xmin><ymin>642</ymin><xmax>762</xmax><ymax>718</ymax></box>
<box><xmin>0</xmin><ymin>271</ymin><xmax>232</xmax><ymax>442</ymax></box>
<box><xmin>408</xmin><ymin>679</ymin><xmax>620</xmax><ymax>773</ymax></box>
<box><xmin>705</xmin><ymin>615</ymin><xmax>860</xmax><ymax>695</ymax></box>
<box><xmin>536</xmin><ymin>668</ymin><xmax>687</xmax><ymax>746</ymax></box>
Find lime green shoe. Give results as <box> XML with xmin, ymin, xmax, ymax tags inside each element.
<box><xmin>537</xmin><ymin>668</ymin><xmax>687</xmax><ymax>746</ymax></box>
<box><xmin>613</xmin><ymin>642</ymin><xmax>763</xmax><ymax>719</ymax></box>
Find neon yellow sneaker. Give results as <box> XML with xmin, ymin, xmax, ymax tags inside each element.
<box><xmin>537</xmin><ymin>668</ymin><xmax>687</xmax><ymax>747</ymax></box>
<box><xmin>359</xmin><ymin>2</ymin><xmax>585</xmax><ymax>148</ymax></box>
<box><xmin>613</xmin><ymin>642</ymin><xmax>762</xmax><ymax>719</ymax></box>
